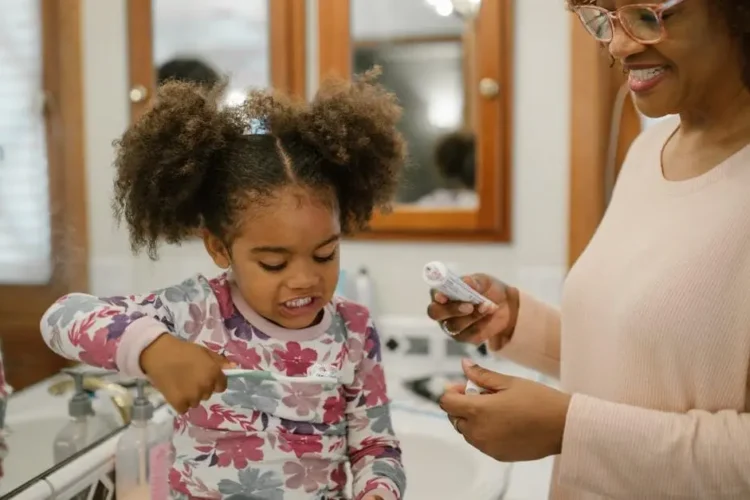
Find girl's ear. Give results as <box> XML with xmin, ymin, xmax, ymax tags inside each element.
<box><xmin>202</xmin><ymin>229</ymin><xmax>231</xmax><ymax>269</ymax></box>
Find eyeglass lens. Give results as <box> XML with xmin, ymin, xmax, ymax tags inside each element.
<box><xmin>577</xmin><ymin>6</ymin><xmax>662</xmax><ymax>42</ymax></box>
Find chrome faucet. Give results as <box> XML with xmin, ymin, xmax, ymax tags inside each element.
<box><xmin>48</xmin><ymin>368</ymin><xmax>135</xmax><ymax>425</ymax></box>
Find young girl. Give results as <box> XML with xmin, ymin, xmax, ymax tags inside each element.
<box><xmin>40</xmin><ymin>70</ymin><xmax>406</xmax><ymax>500</ymax></box>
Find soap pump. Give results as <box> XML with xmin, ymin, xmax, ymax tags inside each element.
<box><xmin>115</xmin><ymin>380</ymin><xmax>172</xmax><ymax>500</ymax></box>
<box><xmin>53</xmin><ymin>368</ymin><xmax>114</xmax><ymax>463</ymax></box>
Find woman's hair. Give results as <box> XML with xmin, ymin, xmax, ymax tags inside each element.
<box><xmin>434</xmin><ymin>132</ymin><xmax>475</xmax><ymax>189</ymax></box>
<box><xmin>567</xmin><ymin>0</ymin><xmax>750</xmax><ymax>88</ymax></box>
<box><xmin>112</xmin><ymin>68</ymin><xmax>406</xmax><ymax>259</ymax></box>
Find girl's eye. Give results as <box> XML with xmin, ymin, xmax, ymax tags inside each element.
<box><xmin>259</xmin><ymin>262</ymin><xmax>287</xmax><ymax>272</ymax></box>
<box><xmin>314</xmin><ymin>249</ymin><xmax>337</xmax><ymax>263</ymax></box>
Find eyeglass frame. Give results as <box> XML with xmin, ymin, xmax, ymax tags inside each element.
<box><xmin>572</xmin><ymin>0</ymin><xmax>686</xmax><ymax>45</ymax></box>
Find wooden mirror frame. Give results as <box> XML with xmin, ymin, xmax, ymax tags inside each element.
<box><xmin>318</xmin><ymin>0</ymin><xmax>514</xmax><ymax>242</ymax></box>
<box><xmin>126</xmin><ymin>0</ymin><xmax>307</xmax><ymax>123</ymax></box>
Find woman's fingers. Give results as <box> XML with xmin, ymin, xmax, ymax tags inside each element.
<box><xmin>427</xmin><ymin>300</ymin><xmax>477</xmax><ymax>322</ymax></box>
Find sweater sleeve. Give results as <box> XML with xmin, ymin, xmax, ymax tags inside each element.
<box><xmin>342</xmin><ymin>305</ymin><xmax>405</xmax><ymax>500</ymax></box>
<box><xmin>40</xmin><ymin>275</ymin><xmax>221</xmax><ymax>377</ymax></box>
<box><xmin>559</xmin><ymin>393</ymin><xmax>750</xmax><ymax>498</ymax></box>
<box><xmin>488</xmin><ymin>291</ymin><xmax>561</xmax><ymax>379</ymax></box>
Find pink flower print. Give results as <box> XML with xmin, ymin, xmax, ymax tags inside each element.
<box><xmin>223</xmin><ymin>341</ymin><xmax>262</xmax><ymax>369</ymax></box>
<box><xmin>340</xmin><ymin>302</ymin><xmax>369</xmax><ymax>333</ymax></box>
<box><xmin>352</xmin><ymin>436</ymin><xmax>389</xmax><ymax>462</ymax></box>
<box><xmin>273</xmin><ymin>342</ymin><xmax>318</xmax><ymax>376</ymax></box>
<box><xmin>363</xmin><ymin>364</ymin><xmax>388</xmax><ymax>407</ymax></box>
<box><xmin>209</xmin><ymin>277</ymin><xmax>234</xmax><ymax>317</ymax></box>
<box><xmin>214</xmin><ymin>434</ymin><xmax>264</xmax><ymax>468</ymax></box>
<box><xmin>322</xmin><ymin>395</ymin><xmax>346</xmax><ymax>424</ymax></box>
<box><xmin>186</xmin><ymin>405</ymin><xmax>228</xmax><ymax>430</ymax></box>
<box><xmin>345</xmin><ymin>336</ymin><xmax>364</xmax><ymax>365</ymax></box>
<box><xmin>348</xmin><ymin>412</ymin><xmax>369</xmax><ymax>433</ymax></box>
<box><xmin>168</xmin><ymin>466</ymin><xmax>189</xmax><ymax>495</ymax></box>
<box><xmin>74</xmin><ymin>326</ymin><xmax>118</xmax><ymax>369</ymax></box>
<box><xmin>183</xmin><ymin>302</ymin><xmax>220</xmax><ymax>341</ymax></box>
<box><xmin>283</xmin><ymin>460</ymin><xmax>329</xmax><ymax>492</ymax></box>
<box><xmin>330</xmin><ymin>463</ymin><xmax>347</xmax><ymax>492</ymax></box>
<box><xmin>281</xmin><ymin>382</ymin><xmax>322</xmax><ymax>417</ymax></box>
<box><xmin>279</xmin><ymin>433</ymin><xmax>323</xmax><ymax>458</ymax></box>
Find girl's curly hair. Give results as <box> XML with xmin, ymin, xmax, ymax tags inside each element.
<box><xmin>567</xmin><ymin>0</ymin><xmax>750</xmax><ymax>88</ymax></box>
<box><xmin>112</xmin><ymin>67</ymin><xmax>406</xmax><ymax>259</ymax></box>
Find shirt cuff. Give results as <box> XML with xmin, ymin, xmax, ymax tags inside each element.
<box><xmin>115</xmin><ymin>316</ymin><xmax>170</xmax><ymax>378</ymax></box>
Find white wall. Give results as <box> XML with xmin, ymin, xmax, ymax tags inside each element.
<box><xmin>81</xmin><ymin>0</ymin><xmax>570</xmax><ymax>315</ymax></box>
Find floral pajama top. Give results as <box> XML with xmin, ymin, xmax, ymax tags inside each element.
<box><xmin>40</xmin><ymin>273</ymin><xmax>405</xmax><ymax>500</ymax></box>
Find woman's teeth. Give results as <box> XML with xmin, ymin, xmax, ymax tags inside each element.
<box><xmin>629</xmin><ymin>66</ymin><xmax>666</xmax><ymax>82</ymax></box>
<box><xmin>285</xmin><ymin>297</ymin><xmax>313</xmax><ymax>308</ymax></box>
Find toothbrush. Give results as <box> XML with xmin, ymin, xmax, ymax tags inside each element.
<box><xmin>423</xmin><ymin>261</ymin><xmax>492</xmax><ymax>395</ymax></box>
<box><xmin>223</xmin><ymin>369</ymin><xmax>339</xmax><ymax>387</ymax></box>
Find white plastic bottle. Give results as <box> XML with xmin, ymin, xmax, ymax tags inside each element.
<box><xmin>53</xmin><ymin>369</ymin><xmax>115</xmax><ymax>462</ymax></box>
<box><xmin>115</xmin><ymin>380</ymin><xmax>172</xmax><ymax>500</ymax></box>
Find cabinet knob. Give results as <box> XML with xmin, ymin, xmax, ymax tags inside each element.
<box><xmin>129</xmin><ymin>85</ymin><xmax>149</xmax><ymax>103</ymax></box>
<box><xmin>479</xmin><ymin>78</ymin><xmax>500</xmax><ymax>98</ymax></box>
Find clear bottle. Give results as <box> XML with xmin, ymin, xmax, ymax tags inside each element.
<box><xmin>53</xmin><ymin>369</ymin><xmax>114</xmax><ymax>463</ymax></box>
<box><xmin>115</xmin><ymin>380</ymin><xmax>172</xmax><ymax>500</ymax></box>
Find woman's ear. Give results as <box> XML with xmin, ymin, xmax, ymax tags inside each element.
<box><xmin>202</xmin><ymin>229</ymin><xmax>231</xmax><ymax>269</ymax></box>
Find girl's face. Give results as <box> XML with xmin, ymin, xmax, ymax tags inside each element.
<box><xmin>205</xmin><ymin>186</ymin><xmax>341</xmax><ymax>330</ymax></box>
<box><xmin>603</xmin><ymin>0</ymin><xmax>744</xmax><ymax>119</ymax></box>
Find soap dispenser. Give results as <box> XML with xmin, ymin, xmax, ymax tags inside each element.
<box><xmin>115</xmin><ymin>380</ymin><xmax>172</xmax><ymax>500</ymax></box>
<box><xmin>53</xmin><ymin>369</ymin><xmax>115</xmax><ymax>463</ymax></box>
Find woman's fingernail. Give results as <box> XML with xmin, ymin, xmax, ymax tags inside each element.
<box><xmin>459</xmin><ymin>303</ymin><xmax>474</xmax><ymax>314</ymax></box>
<box><xmin>435</xmin><ymin>294</ymin><xmax>448</xmax><ymax>304</ymax></box>
<box><xmin>462</xmin><ymin>358</ymin><xmax>477</xmax><ymax>368</ymax></box>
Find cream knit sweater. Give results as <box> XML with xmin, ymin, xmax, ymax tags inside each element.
<box><xmin>498</xmin><ymin>118</ymin><xmax>750</xmax><ymax>499</ymax></box>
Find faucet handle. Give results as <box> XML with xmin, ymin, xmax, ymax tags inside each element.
<box><xmin>62</xmin><ymin>365</ymin><xmax>117</xmax><ymax>377</ymax></box>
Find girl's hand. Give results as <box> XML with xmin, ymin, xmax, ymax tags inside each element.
<box><xmin>139</xmin><ymin>334</ymin><xmax>233</xmax><ymax>413</ymax></box>
<box><xmin>426</xmin><ymin>273</ymin><xmax>519</xmax><ymax>345</ymax></box>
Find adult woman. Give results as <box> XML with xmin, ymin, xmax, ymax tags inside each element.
<box><xmin>428</xmin><ymin>1</ymin><xmax>750</xmax><ymax>498</ymax></box>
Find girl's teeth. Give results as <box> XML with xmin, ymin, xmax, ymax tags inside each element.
<box><xmin>630</xmin><ymin>67</ymin><xmax>666</xmax><ymax>82</ymax></box>
<box><xmin>285</xmin><ymin>297</ymin><xmax>312</xmax><ymax>308</ymax></box>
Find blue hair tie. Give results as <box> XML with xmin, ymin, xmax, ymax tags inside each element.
<box><xmin>245</xmin><ymin>118</ymin><xmax>269</xmax><ymax>135</ymax></box>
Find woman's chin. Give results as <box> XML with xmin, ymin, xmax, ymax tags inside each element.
<box><xmin>631</xmin><ymin>91</ymin><xmax>679</xmax><ymax>120</ymax></box>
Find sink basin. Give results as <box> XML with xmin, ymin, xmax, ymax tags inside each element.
<box><xmin>376</xmin><ymin>401</ymin><xmax>510</xmax><ymax>499</ymax></box>
<box><xmin>0</xmin><ymin>415</ymin><xmax>68</xmax><ymax>495</ymax></box>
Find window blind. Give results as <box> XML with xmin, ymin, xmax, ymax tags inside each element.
<box><xmin>0</xmin><ymin>0</ymin><xmax>52</xmax><ymax>284</ymax></box>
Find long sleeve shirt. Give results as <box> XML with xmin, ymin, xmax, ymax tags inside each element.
<box><xmin>41</xmin><ymin>272</ymin><xmax>405</xmax><ymax>500</ymax></box>
<box><xmin>494</xmin><ymin>118</ymin><xmax>750</xmax><ymax>499</ymax></box>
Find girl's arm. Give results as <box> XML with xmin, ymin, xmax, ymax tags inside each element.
<box><xmin>40</xmin><ymin>275</ymin><xmax>221</xmax><ymax>377</ymax></box>
<box><xmin>342</xmin><ymin>304</ymin><xmax>405</xmax><ymax>500</ymax></box>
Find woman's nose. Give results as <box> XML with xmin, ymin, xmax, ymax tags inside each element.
<box><xmin>608</xmin><ymin>23</ymin><xmax>647</xmax><ymax>62</ymax></box>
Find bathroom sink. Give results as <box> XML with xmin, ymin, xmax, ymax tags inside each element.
<box><xmin>388</xmin><ymin>402</ymin><xmax>510</xmax><ymax>500</ymax></box>
<box><xmin>0</xmin><ymin>415</ymin><xmax>68</xmax><ymax>495</ymax></box>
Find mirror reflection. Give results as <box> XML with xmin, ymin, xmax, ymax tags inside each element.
<box><xmin>153</xmin><ymin>0</ymin><xmax>270</xmax><ymax>104</ymax></box>
<box><xmin>351</xmin><ymin>0</ymin><xmax>478</xmax><ymax>209</ymax></box>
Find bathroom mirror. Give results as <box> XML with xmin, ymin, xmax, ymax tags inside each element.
<box><xmin>317</xmin><ymin>0</ymin><xmax>513</xmax><ymax>241</ymax></box>
<box><xmin>127</xmin><ymin>0</ymin><xmax>306</xmax><ymax>123</ymax></box>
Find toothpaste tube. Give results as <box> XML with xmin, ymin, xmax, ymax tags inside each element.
<box><xmin>464</xmin><ymin>380</ymin><xmax>487</xmax><ymax>395</ymax></box>
<box><xmin>423</xmin><ymin>261</ymin><xmax>493</xmax><ymax>307</ymax></box>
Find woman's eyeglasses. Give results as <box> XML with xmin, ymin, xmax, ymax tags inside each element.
<box><xmin>573</xmin><ymin>0</ymin><xmax>685</xmax><ymax>44</ymax></box>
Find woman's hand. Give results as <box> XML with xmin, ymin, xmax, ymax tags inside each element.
<box><xmin>439</xmin><ymin>359</ymin><xmax>571</xmax><ymax>462</ymax></box>
<box><xmin>139</xmin><ymin>334</ymin><xmax>233</xmax><ymax>413</ymax></box>
<box><xmin>426</xmin><ymin>273</ymin><xmax>519</xmax><ymax>345</ymax></box>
